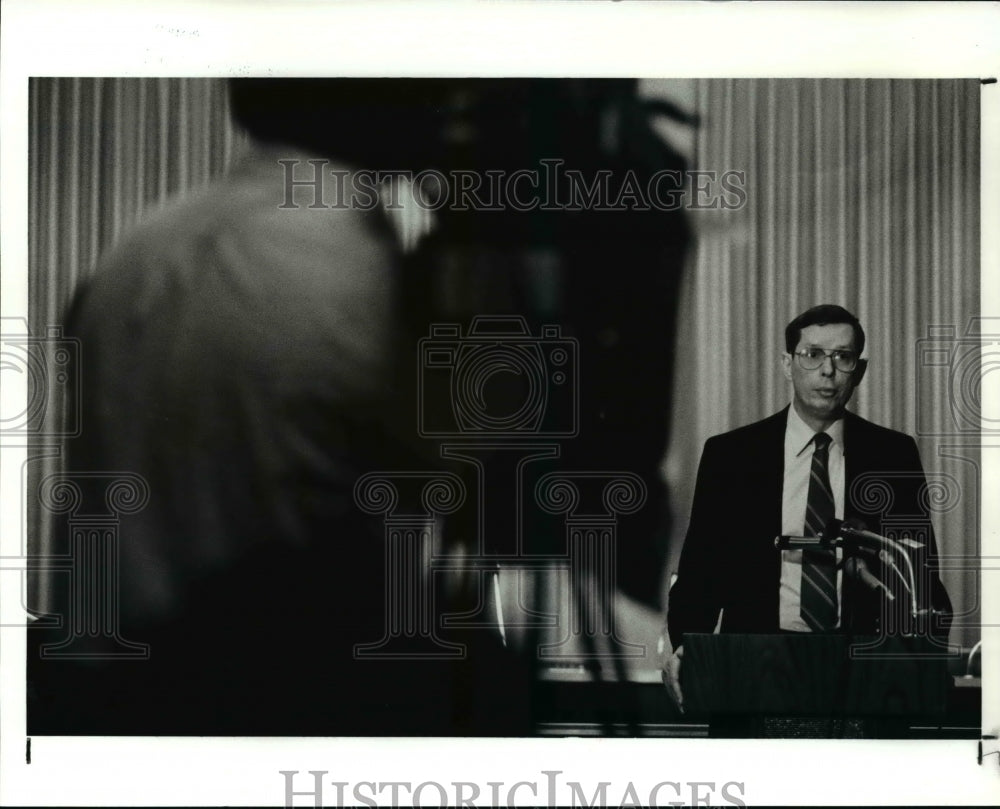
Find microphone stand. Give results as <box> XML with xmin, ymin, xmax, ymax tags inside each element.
<box><xmin>775</xmin><ymin>527</ymin><xmax>929</xmax><ymax>631</ymax></box>
<box><xmin>835</xmin><ymin>522</ymin><xmax>953</xmax><ymax>640</ymax></box>
<box><xmin>834</xmin><ymin>523</ymin><xmax>921</xmax><ymax>623</ymax></box>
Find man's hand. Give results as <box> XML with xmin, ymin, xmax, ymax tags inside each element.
<box><xmin>661</xmin><ymin>645</ymin><xmax>684</xmax><ymax>713</ymax></box>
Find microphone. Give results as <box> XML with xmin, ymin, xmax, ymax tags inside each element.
<box><xmin>774</xmin><ymin>531</ymin><xmax>882</xmax><ymax>559</ymax></box>
<box><xmin>827</xmin><ymin>518</ymin><xmax>920</xmax><ymax>618</ymax></box>
<box><xmin>845</xmin><ymin>556</ymin><xmax>894</xmax><ymax>600</ymax></box>
<box><xmin>827</xmin><ymin>518</ymin><xmax>925</xmax><ymax>550</ymax></box>
<box><xmin>774</xmin><ymin>521</ymin><xmax>843</xmax><ymax>550</ymax></box>
<box><xmin>774</xmin><ymin>534</ymin><xmax>832</xmax><ymax>550</ymax></box>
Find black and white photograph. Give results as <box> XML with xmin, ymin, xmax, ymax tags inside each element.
<box><xmin>1</xmin><ymin>1</ymin><xmax>998</xmax><ymax>806</ymax></box>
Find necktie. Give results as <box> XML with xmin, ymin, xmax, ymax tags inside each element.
<box><xmin>800</xmin><ymin>432</ymin><xmax>837</xmax><ymax>631</ymax></box>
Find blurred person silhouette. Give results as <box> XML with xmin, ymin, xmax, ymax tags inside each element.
<box><xmin>29</xmin><ymin>79</ymin><xmax>692</xmax><ymax>735</ymax></box>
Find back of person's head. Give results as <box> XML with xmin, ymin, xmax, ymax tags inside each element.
<box><xmin>229</xmin><ymin>78</ymin><xmax>598</xmax><ymax>170</ymax></box>
<box><xmin>229</xmin><ymin>78</ymin><xmax>456</xmax><ymax>168</ymax></box>
<box><xmin>785</xmin><ymin>304</ymin><xmax>866</xmax><ymax>356</ymax></box>
<box><xmin>228</xmin><ymin>78</ymin><xmax>671</xmax><ymax>171</ymax></box>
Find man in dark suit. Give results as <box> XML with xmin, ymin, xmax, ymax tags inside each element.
<box><xmin>663</xmin><ymin>304</ymin><xmax>952</xmax><ymax>712</ymax></box>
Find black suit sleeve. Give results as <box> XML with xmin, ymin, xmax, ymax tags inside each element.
<box><xmin>896</xmin><ymin>436</ymin><xmax>953</xmax><ymax>639</ymax></box>
<box><xmin>847</xmin><ymin>431</ymin><xmax>953</xmax><ymax>640</ymax></box>
<box><xmin>667</xmin><ymin>436</ymin><xmax>727</xmax><ymax>651</ymax></box>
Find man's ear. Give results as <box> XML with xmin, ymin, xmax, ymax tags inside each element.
<box><xmin>781</xmin><ymin>352</ymin><xmax>793</xmax><ymax>382</ymax></box>
<box><xmin>853</xmin><ymin>358</ymin><xmax>868</xmax><ymax>386</ymax></box>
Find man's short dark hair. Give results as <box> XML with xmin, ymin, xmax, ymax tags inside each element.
<box><xmin>227</xmin><ymin>78</ymin><xmax>632</xmax><ymax>172</ymax></box>
<box><xmin>228</xmin><ymin>78</ymin><xmax>457</xmax><ymax>169</ymax></box>
<box><xmin>785</xmin><ymin>304</ymin><xmax>866</xmax><ymax>356</ymax></box>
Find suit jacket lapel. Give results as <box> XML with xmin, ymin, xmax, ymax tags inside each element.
<box><xmin>842</xmin><ymin>411</ymin><xmax>870</xmax><ymax>523</ymax></box>
<box><xmin>758</xmin><ymin>407</ymin><xmax>788</xmax><ymax>629</ymax></box>
<box><xmin>841</xmin><ymin>411</ymin><xmax>877</xmax><ymax>630</ymax></box>
<box><xmin>762</xmin><ymin>406</ymin><xmax>788</xmax><ymax>536</ymax></box>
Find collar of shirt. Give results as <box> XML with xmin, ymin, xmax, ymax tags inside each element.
<box><xmin>784</xmin><ymin>403</ymin><xmax>845</xmax><ymax>462</ymax></box>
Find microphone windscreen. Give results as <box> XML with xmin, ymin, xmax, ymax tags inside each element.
<box><xmin>823</xmin><ymin>518</ymin><xmax>844</xmax><ymax>538</ymax></box>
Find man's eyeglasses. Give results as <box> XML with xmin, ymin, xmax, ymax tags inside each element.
<box><xmin>792</xmin><ymin>347</ymin><xmax>859</xmax><ymax>373</ymax></box>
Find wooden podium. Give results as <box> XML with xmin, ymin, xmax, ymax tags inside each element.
<box><xmin>681</xmin><ymin>633</ymin><xmax>951</xmax><ymax>734</ymax></box>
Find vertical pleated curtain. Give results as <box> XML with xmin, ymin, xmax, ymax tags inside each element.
<box><xmin>666</xmin><ymin>79</ymin><xmax>980</xmax><ymax>649</ymax></box>
<box><xmin>29</xmin><ymin>78</ymin><xmax>246</xmax><ymax>323</ymax></box>
<box><xmin>28</xmin><ymin>78</ymin><xmax>980</xmax><ymax>650</ymax></box>
<box><xmin>27</xmin><ymin>78</ymin><xmax>248</xmax><ymax>613</ymax></box>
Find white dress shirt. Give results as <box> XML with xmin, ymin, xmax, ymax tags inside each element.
<box><xmin>779</xmin><ymin>404</ymin><xmax>845</xmax><ymax>631</ymax></box>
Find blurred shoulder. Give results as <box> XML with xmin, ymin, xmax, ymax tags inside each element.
<box><xmin>70</xmin><ymin>143</ymin><xmax>400</xmax><ymax>326</ymax></box>
<box><xmin>95</xmin><ymin>144</ymin><xmax>394</xmax><ymax>272</ymax></box>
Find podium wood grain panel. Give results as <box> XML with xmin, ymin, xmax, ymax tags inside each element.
<box><xmin>681</xmin><ymin>634</ymin><xmax>948</xmax><ymax>717</ymax></box>
<box><xmin>841</xmin><ymin>637</ymin><xmax>950</xmax><ymax>716</ymax></box>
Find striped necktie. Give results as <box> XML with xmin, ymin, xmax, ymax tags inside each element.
<box><xmin>800</xmin><ymin>431</ymin><xmax>837</xmax><ymax>631</ymax></box>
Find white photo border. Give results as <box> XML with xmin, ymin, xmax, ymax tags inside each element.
<box><xmin>1</xmin><ymin>1</ymin><xmax>998</xmax><ymax>806</ymax></box>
